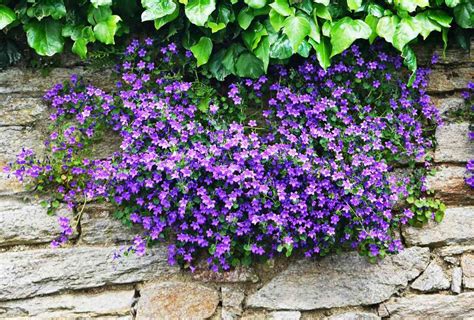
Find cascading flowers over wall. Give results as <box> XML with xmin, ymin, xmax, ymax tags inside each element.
<box><xmin>6</xmin><ymin>39</ymin><xmax>444</xmax><ymax>271</ymax></box>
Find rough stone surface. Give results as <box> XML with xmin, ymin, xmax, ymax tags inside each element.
<box><xmin>427</xmin><ymin>65</ymin><xmax>474</xmax><ymax>93</ymax></box>
<box><xmin>0</xmin><ymin>246</ymin><xmax>177</xmax><ymax>301</ymax></box>
<box><xmin>451</xmin><ymin>267</ymin><xmax>462</xmax><ymax>294</ymax></box>
<box><xmin>414</xmin><ymin>40</ymin><xmax>473</xmax><ymax>65</ymax></box>
<box><xmin>435</xmin><ymin>244</ymin><xmax>474</xmax><ymax>257</ymax></box>
<box><xmin>0</xmin><ymin>171</ymin><xmax>25</xmax><ymax>196</ymax></box>
<box><xmin>80</xmin><ymin>203</ymin><xmax>140</xmax><ymax>245</ymax></box>
<box><xmin>0</xmin><ymin>289</ymin><xmax>134</xmax><ymax>318</ymax></box>
<box><xmin>325</xmin><ymin>312</ymin><xmax>380</xmax><ymax>320</ymax></box>
<box><xmin>0</xmin><ymin>198</ymin><xmax>74</xmax><ymax>246</ymax></box>
<box><xmin>435</xmin><ymin>122</ymin><xmax>473</xmax><ymax>163</ymax></box>
<box><xmin>431</xmin><ymin>96</ymin><xmax>466</xmax><ymax>117</ymax></box>
<box><xmin>403</xmin><ymin>207</ymin><xmax>474</xmax><ymax>247</ymax></box>
<box><xmin>0</xmin><ymin>96</ymin><xmax>47</xmax><ymax>126</ymax></box>
<box><xmin>136</xmin><ymin>281</ymin><xmax>219</xmax><ymax>320</ymax></box>
<box><xmin>410</xmin><ymin>261</ymin><xmax>450</xmax><ymax>292</ymax></box>
<box><xmin>192</xmin><ymin>266</ymin><xmax>259</xmax><ymax>283</ymax></box>
<box><xmin>426</xmin><ymin>166</ymin><xmax>474</xmax><ymax>205</ymax></box>
<box><xmin>222</xmin><ymin>286</ymin><xmax>246</xmax><ymax>320</ymax></box>
<box><xmin>246</xmin><ymin>247</ymin><xmax>430</xmax><ymax>310</ymax></box>
<box><xmin>269</xmin><ymin>311</ymin><xmax>301</xmax><ymax>320</ymax></box>
<box><xmin>378</xmin><ymin>292</ymin><xmax>474</xmax><ymax>319</ymax></box>
<box><xmin>0</xmin><ymin>126</ymin><xmax>44</xmax><ymax>163</ymax></box>
<box><xmin>461</xmin><ymin>254</ymin><xmax>474</xmax><ymax>289</ymax></box>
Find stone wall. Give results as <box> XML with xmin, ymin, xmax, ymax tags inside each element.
<box><xmin>0</xmin><ymin>43</ymin><xmax>473</xmax><ymax>320</ymax></box>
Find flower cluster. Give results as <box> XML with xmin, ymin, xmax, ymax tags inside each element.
<box><xmin>463</xmin><ymin>82</ymin><xmax>474</xmax><ymax>188</ymax></box>
<box><xmin>7</xmin><ymin>39</ymin><xmax>442</xmax><ymax>270</ymax></box>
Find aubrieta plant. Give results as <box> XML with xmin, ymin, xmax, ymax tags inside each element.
<box><xmin>7</xmin><ymin>39</ymin><xmax>444</xmax><ymax>270</ymax></box>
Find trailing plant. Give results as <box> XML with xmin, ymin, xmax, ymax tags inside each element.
<box><xmin>0</xmin><ymin>0</ymin><xmax>472</xmax><ymax>80</ymax></box>
<box><xmin>463</xmin><ymin>82</ymin><xmax>474</xmax><ymax>188</ymax></box>
<box><xmin>7</xmin><ymin>39</ymin><xmax>444</xmax><ymax>270</ymax></box>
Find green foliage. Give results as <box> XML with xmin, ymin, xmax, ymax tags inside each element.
<box><xmin>0</xmin><ymin>0</ymin><xmax>472</xmax><ymax>78</ymax></box>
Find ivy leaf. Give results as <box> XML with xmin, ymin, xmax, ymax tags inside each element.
<box><xmin>154</xmin><ymin>5</ymin><xmax>180</xmax><ymax>30</ymax></box>
<box><xmin>367</xmin><ymin>3</ymin><xmax>384</xmax><ymax>17</ymax></box>
<box><xmin>365</xmin><ymin>15</ymin><xmax>378</xmax><ymax>44</ymax></box>
<box><xmin>269</xmin><ymin>33</ymin><xmax>292</xmax><ymax>59</ymax></box>
<box><xmin>308</xmin><ymin>12</ymin><xmax>320</xmax><ymax>43</ymax></box>
<box><xmin>311</xmin><ymin>36</ymin><xmax>331</xmax><ymax>69</ymax></box>
<box><xmin>0</xmin><ymin>5</ymin><xmax>16</xmax><ymax>30</ymax></box>
<box><xmin>94</xmin><ymin>15</ymin><xmax>121</xmax><ymax>44</ymax></box>
<box><xmin>72</xmin><ymin>38</ymin><xmax>88</xmax><ymax>59</ymax></box>
<box><xmin>283</xmin><ymin>15</ymin><xmax>310</xmax><ymax>52</ymax></box>
<box><xmin>269</xmin><ymin>0</ymin><xmax>295</xmax><ymax>17</ymax></box>
<box><xmin>26</xmin><ymin>0</ymin><xmax>67</xmax><ymax>21</ymax></box>
<box><xmin>313</xmin><ymin>0</ymin><xmax>329</xmax><ymax>5</ymax></box>
<box><xmin>191</xmin><ymin>36</ymin><xmax>213</xmax><ymax>66</ymax></box>
<box><xmin>24</xmin><ymin>20</ymin><xmax>64</xmax><ymax>56</ymax></box>
<box><xmin>207</xmin><ymin>49</ymin><xmax>232</xmax><ymax>81</ymax></box>
<box><xmin>393</xmin><ymin>16</ymin><xmax>420</xmax><ymax>51</ymax></box>
<box><xmin>376</xmin><ymin>15</ymin><xmax>400</xmax><ymax>44</ymax></box>
<box><xmin>394</xmin><ymin>0</ymin><xmax>429</xmax><ymax>12</ymax></box>
<box><xmin>453</xmin><ymin>1</ymin><xmax>473</xmax><ymax>28</ymax></box>
<box><xmin>297</xmin><ymin>39</ymin><xmax>311</xmax><ymax>57</ymax></box>
<box><xmin>235</xmin><ymin>52</ymin><xmax>264</xmax><ymax>78</ymax></box>
<box><xmin>185</xmin><ymin>0</ymin><xmax>216</xmax><ymax>26</ymax></box>
<box><xmin>427</xmin><ymin>10</ymin><xmax>453</xmax><ymax>28</ymax></box>
<box><xmin>88</xmin><ymin>6</ymin><xmax>113</xmax><ymax>25</ymax></box>
<box><xmin>207</xmin><ymin>21</ymin><xmax>226</xmax><ymax>32</ymax></box>
<box><xmin>269</xmin><ymin>8</ymin><xmax>285</xmax><ymax>31</ymax></box>
<box><xmin>414</xmin><ymin>12</ymin><xmax>441</xmax><ymax>39</ymax></box>
<box><xmin>243</xmin><ymin>22</ymin><xmax>268</xmax><ymax>50</ymax></box>
<box><xmin>91</xmin><ymin>0</ymin><xmax>112</xmax><ymax>7</ymax></box>
<box><xmin>141</xmin><ymin>0</ymin><xmax>177</xmax><ymax>21</ymax></box>
<box><xmin>237</xmin><ymin>7</ymin><xmax>255</xmax><ymax>30</ymax></box>
<box><xmin>445</xmin><ymin>0</ymin><xmax>460</xmax><ymax>7</ymax></box>
<box><xmin>254</xmin><ymin>35</ymin><xmax>270</xmax><ymax>71</ymax></box>
<box><xmin>245</xmin><ymin>0</ymin><xmax>267</xmax><ymax>9</ymax></box>
<box><xmin>313</xmin><ymin>3</ymin><xmax>331</xmax><ymax>21</ymax></box>
<box><xmin>330</xmin><ymin>17</ymin><xmax>371</xmax><ymax>57</ymax></box>
<box><xmin>347</xmin><ymin>0</ymin><xmax>362</xmax><ymax>11</ymax></box>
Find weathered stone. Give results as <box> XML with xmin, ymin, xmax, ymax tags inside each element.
<box><xmin>0</xmin><ymin>96</ymin><xmax>47</xmax><ymax>126</ymax></box>
<box><xmin>435</xmin><ymin>122</ymin><xmax>473</xmax><ymax>163</ymax></box>
<box><xmin>0</xmin><ymin>170</ymin><xmax>26</xmax><ymax>196</ymax></box>
<box><xmin>427</xmin><ymin>65</ymin><xmax>474</xmax><ymax>93</ymax></box>
<box><xmin>403</xmin><ymin>207</ymin><xmax>474</xmax><ymax>247</ymax></box>
<box><xmin>0</xmin><ymin>67</ymin><xmax>114</xmax><ymax>95</ymax></box>
<box><xmin>222</xmin><ymin>286</ymin><xmax>245</xmax><ymax>320</ymax></box>
<box><xmin>246</xmin><ymin>247</ymin><xmax>430</xmax><ymax>310</ymax></box>
<box><xmin>136</xmin><ymin>281</ymin><xmax>219</xmax><ymax>320</ymax></box>
<box><xmin>414</xmin><ymin>40</ymin><xmax>474</xmax><ymax>65</ymax></box>
<box><xmin>426</xmin><ymin>166</ymin><xmax>474</xmax><ymax>205</ymax></box>
<box><xmin>451</xmin><ymin>267</ymin><xmax>462</xmax><ymax>294</ymax></box>
<box><xmin>435</xmin><ymin>244</ymin><xmax>474</xmax><ymax>257</ymax></box>
<box><xmin>378</xmin><ymin>292</ymin><xmax>474</xmax><ymax>319</ymax></box>
<box><xmin>269</xmin><ymin>311</ymin><xmax>301</xmax><ymax>320</ymax></box>
<box><xmin>411</xmin><ymin>261</ymin><xmax>450</xmax><ymax>292</ymax></box>
<box><xmin>0</xmin><ymin>246</ymin><xmax>176</xmax><ymax>301</ymax></box>
<box><xmin>0</xmin><ymin>126</ymin><xmax>44</xmax><ymax>164</ymax></box>
<box><xmin>325</xmin><ymin>312</ymin><xmax>380</xmax><ymax>320</ymax></box>
<box><xmin>431</xmin><ymin>96</ymin><xmax>466</xmax><ymax>118</ymax></box>
<box><xmin>192</xmin><ymin>265</ymin><xmax>259</xmax><ymax>283</ymax></box>
<box><xmin>80</xmin><ymin>203</ymin><xmax>140</xmax><ymax>245</ymax></box>
<box><xmin>0</xmin><ymin>289</ymin><xmax>134</xmax><ymax>318</ymax></box>
<box><xmin>0</xmin><ymin>198</ymin><xmax>75</xmax><ymax>246</ymax></box>
<box><xmin>461</xmin><ymin>253</ymin><xmax>474</xmax><ymax>289</ymax></box>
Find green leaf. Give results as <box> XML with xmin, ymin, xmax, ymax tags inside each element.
<box><xmin>245</xmin><ymin>0</ymin><xmax>267</xmax><ymax>9</ymax></box>
<box><xmin>94</xmin><ymin>15</ymin><xmax>121</xmax><ymax>44</ymax></box>
<box><xmin>313</xmin><ymin>3</ymin><xmax>331</xmax><ymax>20</ymax></box>
<box><xmin>91</xmin><ymin>0</ymin><xmax>112</xmax><ymax>7</ymax></box>
<box><xmin>367</xmin><ymin>3</ymin><xmax>384</xmax><ymax>17</ymax></box>
<box><xmin>269</xmin><ymin>0</ymin><xmax>295</xmax><ymax>17</ymax></box>
<box><xmin>185</xmin><ymin>0</ymin><xmax>216</xmax><ymax>26</ymax></box>
<box><xmin>313</xmin><ymin>0</ymin><xmax>329</xmax><ymax>5</ymax></box>
<box><xmin>207</xmin><ymin>49</ymin><xmax>232</xmax><ymax>80</ymax></box>
<box><xmin>154</xmin><ymin>5</ymin><xmax>179</xmax><ymax>30</ymax></box>
<box><xmin>24</xmin><ymin>20</ymin><xmax>64</xmax><ymax>56</ymax></box>
<box><xmin>427</xmin><ymin>10</ymin><xmax>452</xmax><ymax>28</ymax></box>
<box><xmin>402</xmin><ymin>45</ymin><xmax>417</xmax><ymax>71</ymax></box>
<box><xmin>322</xmin><ymin>20</ymin><xmax>332</xmax><ymax>36</ymax></box>
<box><xmin>415</xmin><ymin>12</ymin><xmax>441</xmax><ymax>39</ymax></box>
<box><xmin>283</xmin><ymin>15</ymin><xmax>311</xmax><ymax>51</ymax></box>
<box><xmin>395</xmin><ymin>0</ymin><xmax>429</xmax><ymax>12</ymax></box>
<box><xmin>269</xmin><ymin>33</ymin><xmax>292</xmax><ymax>59</ymax></box>
<box><xmin>223</xmin><ymin>44</ymin><xmax>245</xmax><ymax>72</ymax></box>
<box><xmin>88</xmin><ymin>6</ymin><xmax>113</xmax><ymax>25</ymax></box>
<box><xmin>141</xmin><ymin>0</ymin><xmax>177</xmax><ymax>21</ymax></box>
<box><xmin>453</xmin><ymin>1</ymin><xmax>473</xmax><ymax>28</ymax></box>
<box><xmin>0</xmin><ymin>5</ymin><xmax>16</xmax><ymax>30</ymax></box>
<box><xmin>26</xmin><ymin>0</ymin><xmax>67</xmax><ymax>21</ymax></box>
<box><xmin>393</xmin><ymin>16</ymin><xmax>420</xmax><ymax>51</ymax></box>
<box><xmin>376</xmin><ymin>15</ymin><xmax>400</xmax><ymax>44</ymax></box>
<box><xmin>330</xmin><ymin>17</ymin><xmax>371</xmax><ymax>57</ymax></box>
<box><xmin>269</xmin><ymin>8</ymin><xmax>285</xmax><ymax>31</ymax></box>
<box><xmin>72</xmin><ymin>38</ymin><xmax>88</xmax><ymax>59</ymax></box>
<box><xmin>237</xmin><ymin>7</ymin><xmax>255</xmax><ymax>30</ymax></box>
<box><xmin>297</xmin><ymin>39</ymin><xmax>311</xmax><ymax>57</ymax></box>
<box><xmin>191</xmin><ymin>36</ymin><xmax>213</xmax><ymax>66</ymax></box>
<box><xmin>254</xmin><ymin>35</ymin><xmax>270</xmax><ymax>71</ymax></box>
<box><xmin>243</xmin><ymin>22</ymin><xmax>268</xmax><ymax>50</ymax></box>
<box><xmin>312</xmin><ymin>36</ymin><xmax>331</xmax><ymax>69</ymax></box>
<box><xmin>235</xmin><ymin>52</ymin><xmax>264</xmax><ymax>78</ymax></box>
<box><xmin>207</xmin><ymin>21</ymin><xmax>226</xmax><ymax>32</ymax></box>
<box><xmin>365</xmin><ymin>14</ymin><xmax>378</xmax><ymax>43</ymax></box>
<box><xmin>308</xmin><ymin>12</ymin><xmax>320</xmax><ymax>42</ymax></box>
<box><xmin>347</xmin><ymin>0</ymin><xmax>362</xmax><ymax>11</ymax></box>
<box><xmin>445</xmin><ymin>0</ymin><xmax>460</xmax><ymax>7</ymax></box>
